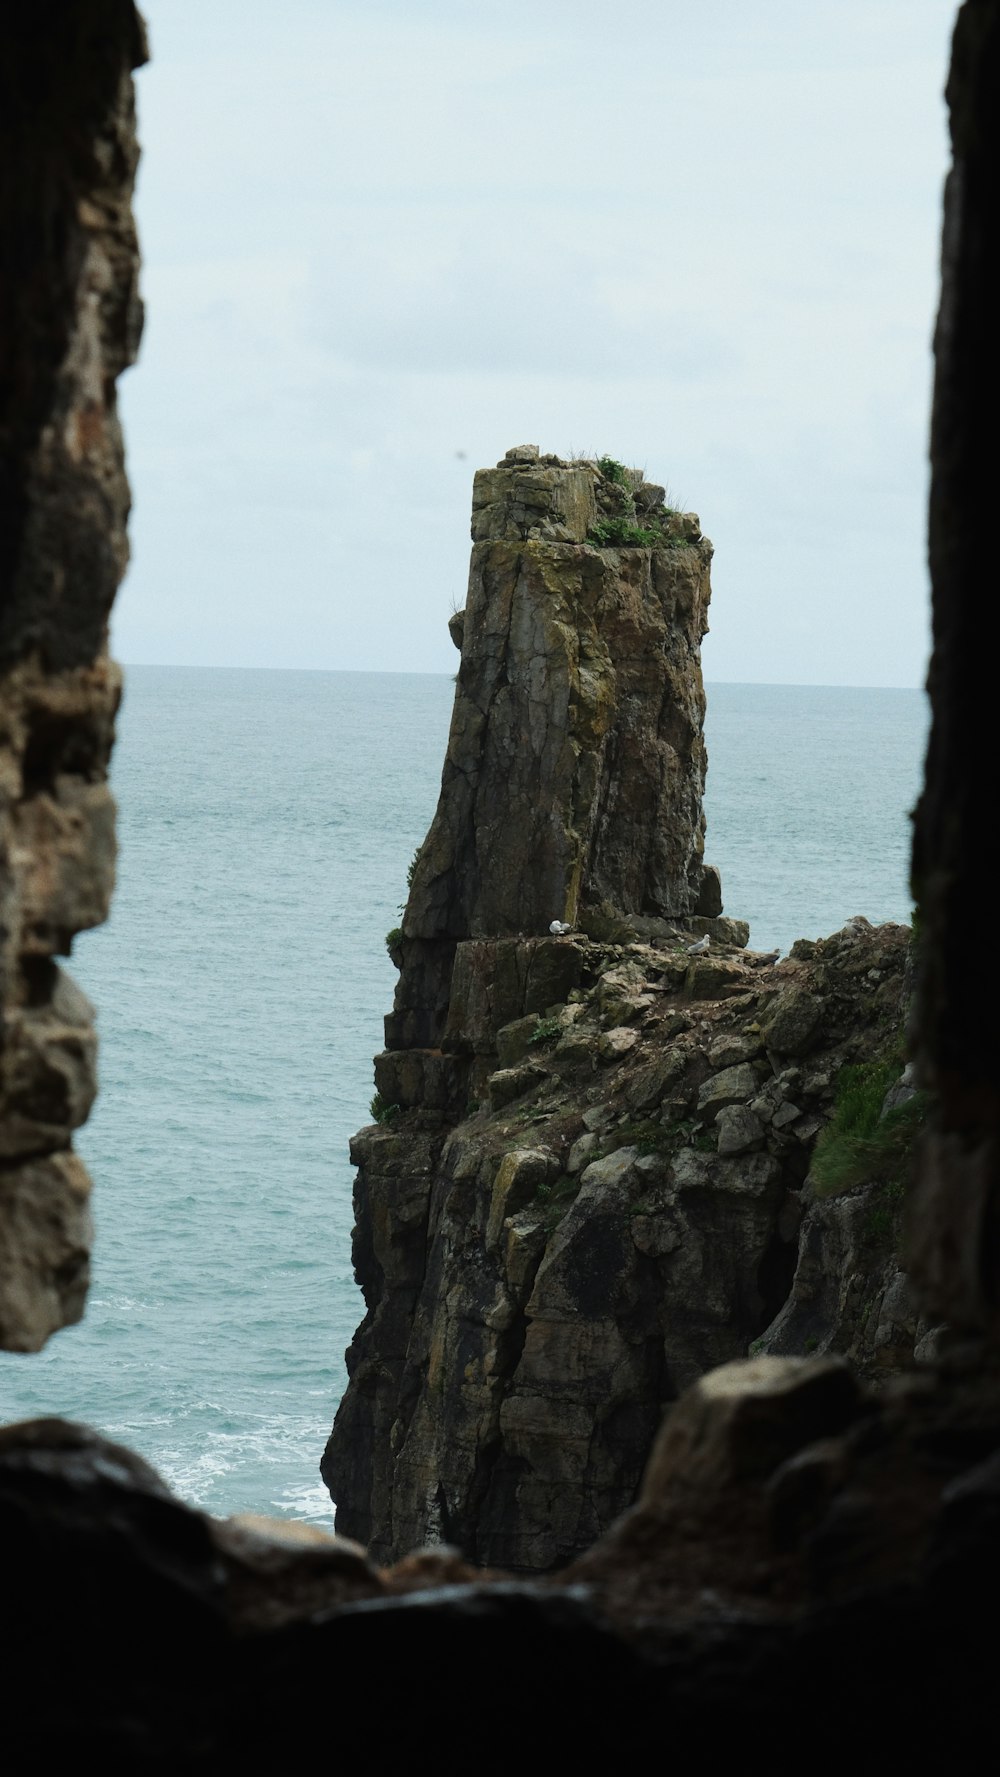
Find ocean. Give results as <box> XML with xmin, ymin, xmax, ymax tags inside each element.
<box><xmin>0</xmin><ymin>668</ymin><xmax>927</xmax><ymax>1524</ymax></box>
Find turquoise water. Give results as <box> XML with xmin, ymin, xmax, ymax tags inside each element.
<box><xmin>705</xmin><ymin>683</ymin><xmax>925</xmax><ymax>948</ymax></box>
<box><xmin>0</xmin><ymin>669</ymin><xmax>927</xmax><ymax>1523</ymax></box>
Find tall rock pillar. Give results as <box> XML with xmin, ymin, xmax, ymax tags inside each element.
<box><xmin>389</xmin><ymin>446</ymin><xmax>716</xmax><ymax>1054</ymax></box>
<box><xmin>324</xmin><ymin>448</ymin><xmax>722</xmax><ymax>1560</ymax></box>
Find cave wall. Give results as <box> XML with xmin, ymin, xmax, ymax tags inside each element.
<box><xmin>910</xmin><ymin>0</ymin><xmax>1000</xmax><ymax>1332</ymax></box>
<box><xmin>0</xmin><ymin>1</ymin><xmax>145</xmax><ymax>1347</ymax></box>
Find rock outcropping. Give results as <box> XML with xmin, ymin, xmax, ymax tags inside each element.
<box><xmin>326</xmin><ymin>885</ymin><xmax>920</xmax><ymax>1567</ymax></box>
<box><xmin>324</xmin><ymin>448</ymin><xmax>726</xmax><ymax>1556</ymax></box>
<box><xmin>323</xmin><ymin>452</ymin><xmax>926</xmax><ymax>1570</ymax></box>
<box><xmin>0</xmin><ymin>3</ymin><xmax>144</xmax><ymax>1348</ymax></box>
<box><xmin>389</xmin><ymin>447</ymin><xmax>716</xmax><ymax>1056</ymax></box>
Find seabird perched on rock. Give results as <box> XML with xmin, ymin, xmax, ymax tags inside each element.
<box><xmin>840</xmin><ymin>916</ymin><xmax>871</xmax><ymax>940</ymax></box>
<box><xmin>686</xmin><ymin>934</ymin><xmax>710</xmax><ymax>955</ymax></box>
<box><xmin>549</xmin><ymin>919</ymin><xmax>574</xmax><ymax>936</ymax></box>
<box><xmin>747</xmin><ymin>949</ymin><xmax>781</xmax><ymax>969</ymax></box>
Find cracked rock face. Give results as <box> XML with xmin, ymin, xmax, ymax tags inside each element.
<box><xmin>0</xmin><ymin>5</ymin><xmax>145</xmax><ymax>1349</ymax></box>
<box><xmin>325</xmin><ymin>887</ymin><xmax>916</xmax><ymax>1570</ymax></box>
<box><xmin>390</xmin><ymin>451</ymin><xmax>716</xmax><ymax>1053</ymax></box>
<box><xmin>325</xmin><ymin>450</ymin><xmax>725</xmax><ymax>1559</ymax></box>
<box><xmin>324</xmin><ymin>450</ymin><xmax>927</xmax><ymax>1573</ymax></box>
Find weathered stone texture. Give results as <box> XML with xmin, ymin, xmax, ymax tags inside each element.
<box><xmin>325</xmin><ymin>914</ymin><xmax>915</xmax><ymax>1568</ymax></box>
<box><xmin>393</xmin><ymin>451</ymin><xmax>716</xmax><ymax>1052</ymax></box>
<box><xmin>326</xmin><ymin>451</ymin><xmax>730</xmax><ymax>1559</ymax></box>
<box><xmin>755</xmin><ymin>1184</ymin><xmax>923</xmax><ymax>1372</ymax></box>
<box><xmin>0</xmin><ymin>2</ymin><xmax>144</xmax><ymax>1348</ymax></box>
<box><xmin>470</xmin><ymin>457</ymin><xmax>597</xmax><ymax>543</ymax></box>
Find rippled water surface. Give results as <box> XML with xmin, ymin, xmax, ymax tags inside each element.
<box><xmin>0</xmin><ymin>669</ymin><xmax>927</xmax><ymax>1522</ymax></box>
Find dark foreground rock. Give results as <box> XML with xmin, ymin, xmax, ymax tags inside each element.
<box><xmin>3</xmin><ymin>1364</ymin><xmax>998</xmax><ymax>1764</ymax></box>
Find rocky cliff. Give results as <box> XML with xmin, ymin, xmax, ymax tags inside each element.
<box><xmin>0</xmin><ymin>3</ymin><xmax>145</xmax><ymax>1349</ymax></box>
<box><xmin>323</xmin><ymin>454</ymin><xmax>926</xmax><ymax>1569</ymax></box>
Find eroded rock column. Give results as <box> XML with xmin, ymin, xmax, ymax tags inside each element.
<box><xmin>325</xmin><ymin>448</ymin><xmax>725</xmax><ymax>1558</ymax></box>
<box><xmin>389</xmin><ymin>446</ymin><xmax>716</xmax><ymax>1054</ymax></box>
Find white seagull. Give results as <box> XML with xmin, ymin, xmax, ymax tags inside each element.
<box><xmin>686</xmin><ymin>934</ymin><xmax>710</xmax><ymax>955</ymax></box>
<box><xmin>549</xmin><ymin>920</ymin><xmax>574</xmax><ymax>936</ymax></box>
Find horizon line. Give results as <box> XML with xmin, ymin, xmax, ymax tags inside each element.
<box><xmin>118</xmin><ymin>660</ymin><xmax>926</xmax><ymax>695</ymax></box>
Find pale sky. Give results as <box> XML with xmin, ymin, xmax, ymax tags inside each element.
<box><xmin>116</xmin><ymin>0</ymin><xmax>956</xmax><ymax>686</ymax></box>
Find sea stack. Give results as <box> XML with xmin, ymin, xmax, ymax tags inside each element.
<box><xmin>322</xmin><ymin>448</ymin><xmax>735</xmax><ymax>1561</ymax></box>
<box><xmin>386</xmin><ymin>446</ymin><xmax>719</xmax><ymax>1055</ymax></box>
<box><xmin>322</xmin><ymin>450</ymin><xmax>923</xmax><ymax>1573</ymax></box>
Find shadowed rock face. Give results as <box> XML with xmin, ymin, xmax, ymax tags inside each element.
<box><xmin>910</xmin><ymin>0</ymin><xmax>1000</xmax><ymax>1335</ymax></box>
<box><xmin>0</xmin><ymin>2</ymin><xmax>145</xmax><ymax>1348</ymax></box>
<box><xmin>324</xmin><ymin>912</ymin><xmax>919</xmax><ymax>1569</ymax></box>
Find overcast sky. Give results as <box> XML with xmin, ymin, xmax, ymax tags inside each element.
<box><xmin>116</xmin><ymin>0</ymin><xmax>956</xmax><ymax>686</ymax></box>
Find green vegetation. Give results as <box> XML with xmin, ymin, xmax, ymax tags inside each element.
<box><xmin>811</xmin><ymin>1059</ymin><xmax>928</xmax><ymax>1199</ymax></box>
<box><xmin>586</xmin><ymin>516</ymin><xmax>695</xmax><ymax>551</ymax></box>
<box><xmin>670</xmin><ymin>1116</ymin><xmax>715</xmax><ymax>1153</ymax></box>
<box><xmin>588</xmin><ymin>456</ymin><xmax>694</xmax><ymax>549</ymax></box>
<box><xmin>587</xmin><ymin>516</ymin><xmax>661</xmax><ymax>548</ymax></box>
<box><xmin>615</xmin><ymin>1115</ymin><xmax>715</xmax><ymax>1157</ymax></box>
<box><xmin>909</xmin><ymin>902</ymin><xmax>922</xmax><ymax>944</ymax></box>
<box><xmin>839</xmin><ymin>1060</ymin><xmax>901</xmax><ymax>1130</ymax></box>
<box><xmin>384</xmin><ymin>926</ymin><xmax>402</xmax><ymax>958</ymax></box>
<box><xmin>536</xmin><ymin>1173</ymin><xmax>581</xmax><ymax>1231</ymax></box>
<box><xmin>369</xmin><ymin>1091</ymin><xmax>400</xmax><ymax>1126</ymax></box>
<box><xmin>397</xmin><ymin>845</ymin><xmax>423</xmax><ymax>915</ymax></box>
<box><xmin>630</xmin><ymin>1120</ymin><xmax>671</xmax><ymax>1156</ymax></box>
<box><xmin>528</xmin><ymin>1016</ymin><xmax>563</xmax><ymax>1046</ymax></box>
<box><xmin>510</xmin><ymin>1104</ymin><xmax>548</xmax><ymax>1125</ymax></box>
<box><xmin>864</xmin><ymin>1178</ymin><xmax>907</xmax><ymax>1241</ymax></box>
<box><xmin>615</xmin><ymin>1118</ymin><xmax>671</xmax><ymax>1156</ymax></box>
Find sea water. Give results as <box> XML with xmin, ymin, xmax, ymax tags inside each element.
<box><xmin>0</xmin><ymin>669</ymin><xmax>927</xmax><ymax>1523</ymax></box>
